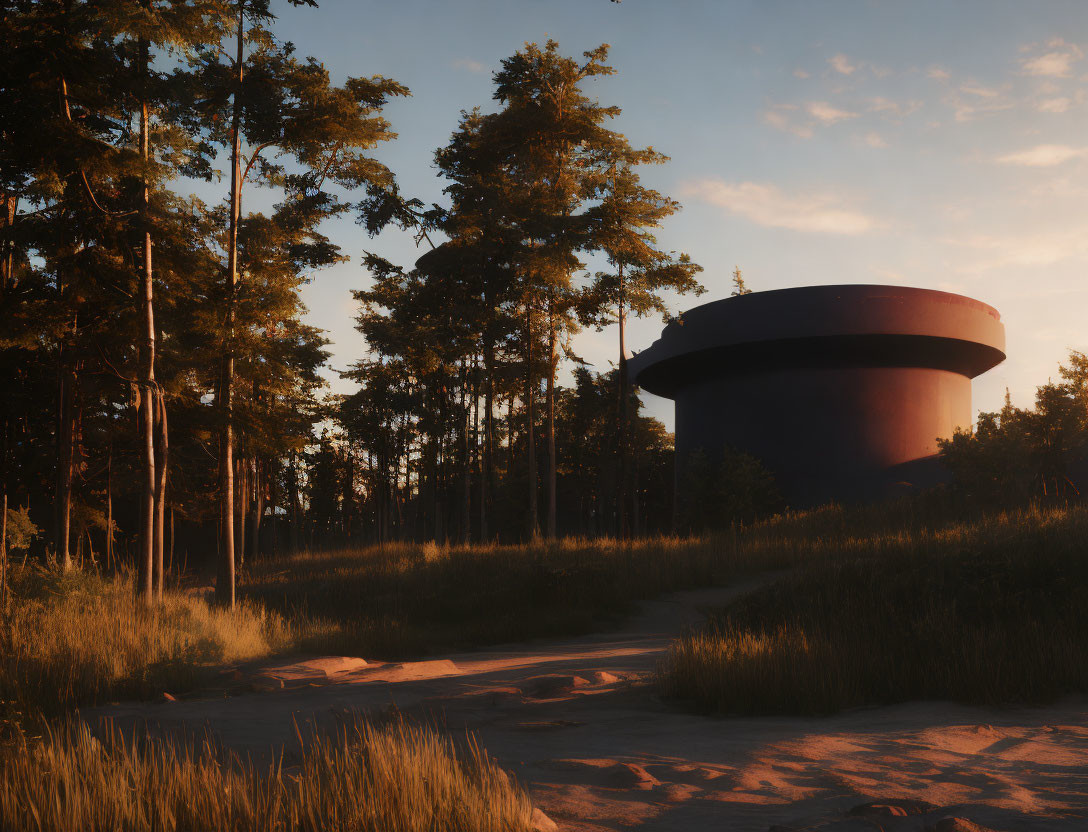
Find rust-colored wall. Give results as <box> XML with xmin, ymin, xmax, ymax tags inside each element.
<box><xmin>675</xmin><ymin>366</ymin><xmax>972</xmax><ymax>504</ymax></box>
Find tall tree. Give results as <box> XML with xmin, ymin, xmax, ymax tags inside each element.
<box><xmin>190</xmin><ymin>0</ymin><xmax>407</xmax><ymax>605</ymax></box>
<box><xmin>586</xmin><ymin>163</ymin><xmax>702</xmax><ymax>535</ymax></box>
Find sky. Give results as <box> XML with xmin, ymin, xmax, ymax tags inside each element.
<box><xmin>235</xmin><ymin>0</ymin><xmax>1088</xmax><ymax>430</ymax></box>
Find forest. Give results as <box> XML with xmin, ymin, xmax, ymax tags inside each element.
<box><xmin>0</xmin><ymin>1</ymin><xmax>704</xmax><ymax>609</ymax></box>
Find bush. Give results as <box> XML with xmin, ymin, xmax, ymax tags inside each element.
<box><xmin>677</xmin><ymin>445</ymin><xmax>781</xmax><ymax>533</ymax></box>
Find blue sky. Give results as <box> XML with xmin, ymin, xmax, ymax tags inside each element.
<box><xmin>238</xmin><ymin>0</ymin><xmax>1088</xmax><ymax>429</ymax></box>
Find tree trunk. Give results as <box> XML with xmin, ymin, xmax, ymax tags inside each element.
<box><xmin>249</xmin><ymin>457</ymin><xmax>262</xmax><ymax>564</ymax></box>
<box><xmin>105</xmin><ymin>443</ymin><xmax>113</xmax><ymax>571</ymax></box>
<box><xmin>235</xmin><ymin>453</ymin><xmax>247</xmax><ymax>571</ymax></box>
<box><xmin>289</xmin><ymin>452</ymin><xmax>300</xmax><ymax>553</ymax></box>
<box><xmin>481</xmin><ymin>329</ymin><xmax>493</xmax><ymax>542</ymax></box>
<box><xmin>546</xmin><ymin>299</ymin><xmax>557</xmax><ymax>539</ymax></box>
<box><xmin>460</xmin><ymin>359</ymin><xmax>471</xmax><ymax>544</ymax></box>
<box><xmin>525</xmin><ymin>303</ymin><xmax>538</xmax><ymax>540</ymax></box>
<box><xmin>56</xmin><ymin>356</ymin><xmax>75</xmax><ymax>571</ymax></box>
<box><xmin>168</xmin><ymin>505</ymin><xmax>175</xmax><ymax>577</ymax></box>
<box><xmin>1</xmin><ymin>414</ymin><xmax>7</xmax><ymax>611</ymax></box>
<box><xmin>217</xmin><ymin>1</ymin><xmax>244</xmax><ymax>609</ymax></box>
<box><xmin>617</xmin><ymin>267</ymin><xmax>629</xmax><ymax>539</ymax></box>
<box><xmin>135</xmin><ymin>26</ymin><xmax>156</xmax><ymax>601</ymax></box>
<box><xmin>153</xmin><ymin>389</ymin><xmax>168</xmax><ymax>599</ymax></box>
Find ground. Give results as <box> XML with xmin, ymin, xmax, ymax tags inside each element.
<box><xmin>90</xmin><ymin>580</ymin><xmax>1088</xmax><ymax>832</ymax></box>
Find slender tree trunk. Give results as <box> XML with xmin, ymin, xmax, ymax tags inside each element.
<box><xmin>136</xmin><ymin>27</ymin><xmax>156</xmax><ymax>601</ymax></box>
<box><xmin>153</xmin><ymin>390</ymin><xmax>168</xmax><ymax>599</ymax></box>
<box><xmin>105</xmin><ymin>443</ymin><xmax>113</xmax><ymax>571</ymax></box>
<box><xmin>217</xmin><ymin>2</ymin><xmax>244</xmax><ymax>609</ymax></box>
<box><xmin>461</xmin><ymin>359</ymin><xmax>471</xmax><ymax>545</ymax></box>
<box><xmin>249</xmin><ymin>457</ymin><xmax>262</xmax><ymax>564</ymax></box>
<box><xmin>1</xmin><ymin>414</ymin><xmax>7</xmax><ymax>611</ymax></box>
<box><xmin>289</xmin><ymin>452</ymin><xmax>300</xmax><ymax>553</ymax></box>
<box><xmin>481</xmin><ymin>329</ymin><xmax>494</xmax><ymax>542</ymax></box>
<box><xmin>1</xmin><ymin>202</ymin><xmax>11</xmax><ymax>602</ymax></box>
<box><xmin>525</xmin><ymin>303</ymin><xmax>538</xmax><ymax>539</ymax></box>
<box><xmin>546</xmin><ymin>299</ymin><xmax>557</xmax><ymax>539</ymax></box>
<box><xmin>235</xmin><ymin>454</ymin><xmax>247</xmax><ymax>571</ymax></box>
<box><xmin>617</xmin><ymin>266</ymin><xmax>629</xmax><ymax>539</ymax></box>
<box><xmin>56</xmin><ymin>356</ymin><xmax>75</xmax><ymax>571</ymax></box>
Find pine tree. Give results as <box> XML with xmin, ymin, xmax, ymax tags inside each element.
<box><xmin>586</xmin><ymin>163</ymin><xmax>702</xmax><ymax>535</ymax></box>
<box><xmin>189</xmin><ymin>1</ymin><xmax>407</xmax><ymax>605</ymax></box>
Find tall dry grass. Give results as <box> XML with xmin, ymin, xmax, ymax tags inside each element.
<box><xmin>0</xmin><ymin>717</ymin><xmax>533</xmax><ymax>832</ymax></box>
<box><xmin>243</xmin><ymin>534</ymin><xmax>784</xmax><ymax>658</ymax></box>
<box><xmin>0</xmin><ymin>566</ymin><xmax>310</xmax><ymax>725</ymax></box>
<box><xmin>657</xmin><ymin>503</ymin><xmax>1088</xmax><ymax>714</ymax></box>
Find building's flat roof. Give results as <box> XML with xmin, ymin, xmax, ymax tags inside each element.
<box><xmin>629</xmin><ymin>284</ymin><xmax>1006</xmax><ymax>398</ymax></box>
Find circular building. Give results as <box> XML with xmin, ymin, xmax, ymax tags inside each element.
<box><xmin>627</xmin><ymin>285</ymin><xmax>1006</xmax><ymax>506</ymax></box>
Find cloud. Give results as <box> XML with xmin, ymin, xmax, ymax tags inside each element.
<box><xmin>681</xmin><ymin>179</ymin><xmax>881</xmax><ymax>235</ymax></box>
<box><xmin>944</xmin><ymin>84</ymin><xmax>1014</xmax><ymax>121</ymax></box>
<box><xmin>953</xmin><ymin>227</ymin><xmax>1088</xmax><ymax>272</ymax></box>
<box><xmin>1038</xmin><ymin>96</ymin><xmax>1072</xmax><ymax>113</ymax></box>
<box><xmin>868</xmin><ymin>96</ymin><xmax>923</xmax><ymax>117</ymax></box>
<box><xmin>862</xmin><ymin>131</ymin><xmax>888</xmax><ymax>148</ymax></box>
<box><xmin>959</xmin><ymin>82</ymin><xmax>1001</xmax><ymax>98</ymax></box>
<box><xmin>452</xmin><ymin>58</ymin><xmax>487</xmax><ymax>74</ymax></box>
<box><xmin>805</xmin><ymin>100</ymin><xmax>858</xmax><ymax>124</ymax></box>
<box><xmin>761</xmin><ymin>107</ymin><xmax>813</xmax><ymax>138</ymax></box>
<box><xmin>928</xmin><ymin>66</ymin><xmax>950</xmax><ymax>80</ymax></box>
<box><xmin>995</xmin><ymin>144</ymin><xmax>1088</xmax><ymax>167</ymax></box>
<box><xmin>1020</xmin><ymin>39</ymin><xmax>1083</xmax><ymax>77</ymax></box>
<box><xmin>793</xmin><ymin>68</ymin><xmax>810</xmax><ymax>79</ymax></box>
<box><xmin>829</xmin><ymin>54</ymin><xmax>856</xmax><ymax>75</ymax></box>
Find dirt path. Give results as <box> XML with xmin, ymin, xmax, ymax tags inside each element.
<box><xmin>91</xmin><ymin>578</ymin><xmax>1088</xmax><ymax>831</ymax></box>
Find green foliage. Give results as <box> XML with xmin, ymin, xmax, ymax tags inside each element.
<box><xmin>4</xmin><ymin>506</ymin><xmax>38</xmax><ymax>552</ymax></box>
<box><xmin>939</xmin><ymin>351</ymin><xmax>1088</xmax><ymax>504</ymax></box>
<box><xmin>678</xmin><ymin>445</ymin><xmax>782</xmax><ymax>532</ymax></box>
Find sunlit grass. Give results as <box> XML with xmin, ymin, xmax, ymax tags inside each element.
<box><xmin>0</xmin><ymin>566</ymin><xmax>313</xmax><ymax>726</ymax></box>
<box><xmin>0</xmin><ymin>717</ymin><xmax>533</xmax><ymax>832</ymax></box>
<box><xmin>657</xmin><ymin>503</ymin><xmax>1088</xmax><ymax>714</ymax></box>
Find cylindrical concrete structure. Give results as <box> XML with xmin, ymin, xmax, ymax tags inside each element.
<box><xmin>628</xmin><ymin>285</ymin><xmax>1006</xmax><ymax>505</ymax></box>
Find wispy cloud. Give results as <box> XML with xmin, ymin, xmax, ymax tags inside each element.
<box><xmin>762</xmin><ymin>106</ymin><xmax>813</xmax><ymax>138</ymax></box>
<box><xmin>862</xmin><ymin>131</ymin><xmax>888</xmax><ymax>148</ymax></box>
<box><xmin>763</xmin><ymin>101</ymin><xmax>859</xmax><ymax>137</ymax></box>
<box><xmin>805</xmin><ymin>101</ymin><xmax>858</xmax><ymax>124</ymax></box>
<box><xmin>996</xmin><ymin>144</ymin><xmax>1088</xmax><ymax>167</ymax></box>
<box><xmin>867</xmin><ymin>96</ymin><xmax>923</xmax><ymax>117</ymax></box>
<box><xmin>1037</xmin><ymin>96</ymin><xmax>1072</xmax><ymax>113</ymax></box>
<box><xmin>944</xmin><ymin>83</ymin><xmax>1014</xmax><ymax>122</ymax></box>
<box><xmin>953</xmin><ymin>227</ymin><xmax>1088</xmax><ymax>272</ymax></box>
<box><xmin>829</xmin><ymin>53</ymin><xmax>856</xmax><ymax>75</ymax></box>
<box><xmin>793</xmin><ymin>68</ymin><xmax>810</xmax><ymax>80</ymax></box>
<box><xmin>681</xmin><ymin>179</ymin><xmax>881</xmax><ymax>235</ymax></box>
<box><xmin>1020</xmin><ymin>38</ymin><xmax>1083</xmax><ymax>77</ymax></box>
<box><xmin>959</xmin><ymin>82</ymin><xmax>1001</xmax><ymax>98</ymax></box>
<box><xmin>452</xmin><ymin>58</ymin><xmax>487</xmax><ymax>74</ymax></box>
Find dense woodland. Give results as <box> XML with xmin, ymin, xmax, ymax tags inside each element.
<box><xmin>0</xmin><ymin>1</ymin><xmax>704</xmax><ymax>606</ymax></box>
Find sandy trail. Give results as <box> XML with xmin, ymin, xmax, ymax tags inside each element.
<box><xmin>91</xmin><ymin>579</ymin><xmax>1088</xmax><ymax>831</ymax></box>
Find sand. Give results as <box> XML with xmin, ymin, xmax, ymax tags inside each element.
<box><xmin>90</xmin><ymin>578</ymin><xmax>1088</xmax><ymax>831</ymax></box>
